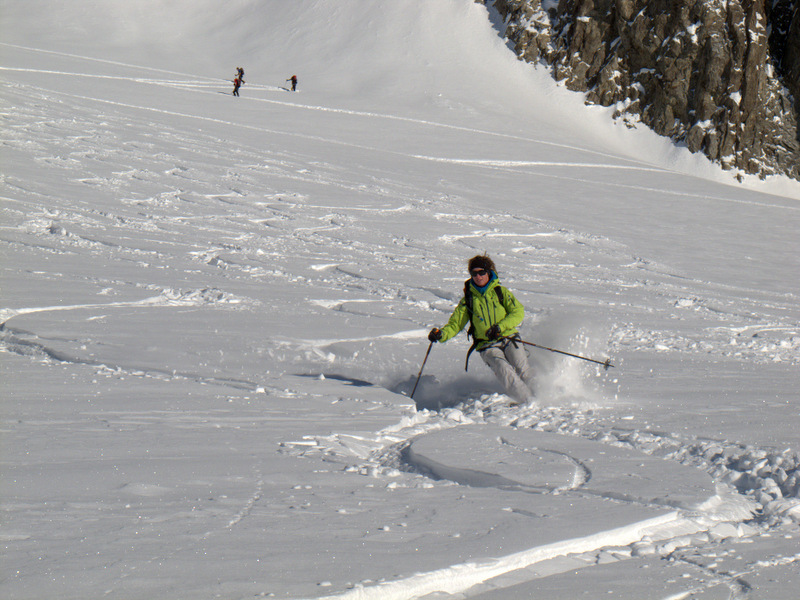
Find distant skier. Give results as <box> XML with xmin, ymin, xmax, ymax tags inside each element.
<box><xmin>287</xmin><ymin>74</ymin><xmax>298</xmax><ymax>91</ymax></box>
<box><xmin>232</xmin><ymin>76</ymin><xmax>241</xmax><ymax>97</ymax></box>
<box><xmin>428</xmin><ymin>254</ymin><xmax>536</xmax><ymax>404</ymax></box>
<box><xmin>236</xmin><ymin>67</ymin><xmax>245</xmax><ymax>85</ymax></box>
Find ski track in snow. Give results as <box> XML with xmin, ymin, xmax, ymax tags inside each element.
<box><xmin>286</xmin><ymin>396</ymin><xmax>799</xmax><ymax>599</ymax></box>
<box><xmin>0</xmin><ymin>45</ymin><xmax>706</xmax><ymax>175</ymax></box>
<box><xmin>313</xmin><ymin>510</ymin><xmax>743</xmax><ymax>600</ymax></box>
<box><xmin>6</xmin><ymin>46</ymin><xmax>798</xmax><ymax>215</ymax></box>
<box><xmin>0</xmin><ymin>287</ymin><xmax>245</xmax><ymax>326</ymax></box>
<box><xmin>3</xmin><ymin>36</ymin><xmax>800</xmax><ymax>600</ymax></box>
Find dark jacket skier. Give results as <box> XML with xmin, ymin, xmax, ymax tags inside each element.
<box><xmin>287</xmin><ymin>75</ymin><xmax>297</xmax><ymax>91</ymax></box>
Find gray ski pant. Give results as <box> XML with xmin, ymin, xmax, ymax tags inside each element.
<box><xmin>479</xmin><ymin>338</ymin><xmax>536</xmax><ymax>402</ymax></box>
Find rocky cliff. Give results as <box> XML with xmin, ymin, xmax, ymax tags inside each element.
<box><xmin>482</xmin><ymin>0</ymin><xmax>799</xmax><ymax>180</ymax></box>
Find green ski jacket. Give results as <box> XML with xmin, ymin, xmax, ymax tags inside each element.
<box><xmin>439</xmin><ymin>276</ymin><xmax>524</xmax><ymax>351</ymax></box>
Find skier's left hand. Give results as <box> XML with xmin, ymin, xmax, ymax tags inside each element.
<box><xmin>486</xmin><ymin>324</ymin><xmax>501</xmax><ymax>340</ymax></box>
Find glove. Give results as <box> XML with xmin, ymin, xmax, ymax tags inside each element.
<box><xmin>486</xmin><ymin>324</ymin><xmax>501</xmax><ymax>340</ymax></box>
<box><xmin>428</xmin><ymin>328</ymin><xmax>442</xmax><ymax>342</ymax></box>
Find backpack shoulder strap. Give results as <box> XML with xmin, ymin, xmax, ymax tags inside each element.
<box><xmin>494</xmin><ymin>285</ymin><xmax>504</xmax><ymax>305</ymax></box>
<box><xmin>463</xmin><ymin>280</ymin><xmax>475</xmax><ymax>337</ymax></box>
<box><xmin>463</xmin><ymin>280</ymin><xmax>473</xmax><ymax>309</ymax></box>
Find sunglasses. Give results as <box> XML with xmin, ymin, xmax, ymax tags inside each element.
<box><xmin>471</xmin><ymin>269</ymin><xmax>489</xmax><ymax>277</ymax></box>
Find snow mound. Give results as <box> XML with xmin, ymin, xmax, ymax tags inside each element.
<box><xmin>406</xmin><ymin>424</ymin><xmax>716</xmax><ymax>509</ymax></box>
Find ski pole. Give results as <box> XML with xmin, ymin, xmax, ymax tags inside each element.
<box><xmin>410</xmin><ymin>341</ymin><xmax>434</xmax><ymax>399</ymax></box>
<box><xmin>516</xmin><ymin>338</ymin><xmax>614</xmax><ymax>370</ymax></box>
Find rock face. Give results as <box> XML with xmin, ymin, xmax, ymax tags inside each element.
<box><xmin>484</xmin><ymin>0</ymin><xmax>799</xmax><ymax>180</ymax></box>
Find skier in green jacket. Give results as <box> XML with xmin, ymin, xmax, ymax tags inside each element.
<box><xmin>428</xmin><ymin>254</ymin><xmax>536</xmax><ymax>404</ymax></box>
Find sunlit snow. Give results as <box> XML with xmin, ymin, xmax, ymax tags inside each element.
<box><xmin>2</xmin><ymin>1</ymin><xmax>799</xmax><ymax>599</ymax></box>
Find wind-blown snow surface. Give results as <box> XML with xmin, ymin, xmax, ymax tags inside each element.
<box><xmin>2</xmin><ymin>1</ymin><xmax>800</xmax><ymax>598</ymax></box>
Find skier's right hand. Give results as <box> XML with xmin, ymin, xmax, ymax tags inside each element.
<box><xmin>428</xmin><ymin>328</ymin><xmax>442</xmax><ymax>342</ymax></box>
<box><xmin>486</xmin><ymin>324</ymin><xmax>501</xmax><ymax>340</ymax></box>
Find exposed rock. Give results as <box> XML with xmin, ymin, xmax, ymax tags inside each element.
<box><xmin>480</xmin><ymin>0</ymin><xmax>800</xmax><ymax>180</ymax></box>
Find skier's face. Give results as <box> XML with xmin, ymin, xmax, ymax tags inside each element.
<box><xmin>471</xmin><ymin>268</ymin><xmax>490</xmax><ymax>286</ymax></box>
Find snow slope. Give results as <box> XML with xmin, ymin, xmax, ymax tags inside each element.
<box><xmin>2</xmin><ymin>1</ymin><xmax>799</xmax><ymax>598</ymax></box>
